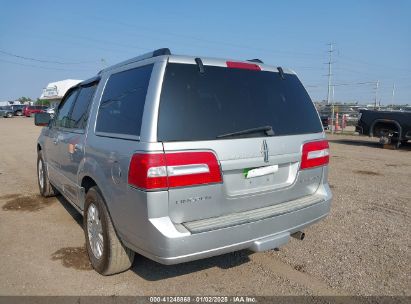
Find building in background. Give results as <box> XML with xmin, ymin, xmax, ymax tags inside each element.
<box><xmin>39</xmin><ymin>79</ymin><xmax>82</xmax><ymax>108</ymax></box>
<box><xmin>0</xmin><ymin>100</ymin><xmax>23</xmax><ymax>106</ymax></box>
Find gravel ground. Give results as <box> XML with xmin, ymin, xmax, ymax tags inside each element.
<box><xmin>0</xmin><ymin>118</ymin><xmax>410</xmax><ymax>296</ymax></box>
<box><xmin>274</xmin><ymin>134</ymin><xmax>411</xmax><ymax>296</ymax></box>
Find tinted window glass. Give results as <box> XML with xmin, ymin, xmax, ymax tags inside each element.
<box><xmin>70</xmin><ymin>83</ymin><xmax>98</xmax><ymax>129</ymax></box>
<box><xmin>158</xmin><ymin>64</ymin><xmax>322</xmax><ymax>141</ymax></box>
<box><xmin>55</xmin><ymin>89</ymin><xmax>79</xmax><ymax>128</ymax></box>
<box><xmin>96</xmin><ymin>64</ymin><xmax>153</xmax><ymax>136</ymax></box>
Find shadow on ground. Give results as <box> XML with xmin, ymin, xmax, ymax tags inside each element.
<box><xmin>56</xmin><ymin>195</ymin><xmax>83</xmax><ymax>227</ymax></box>
<box><xmin>131</xmin><ymin>250</ymin><xmax>252</xmax><ymax>281</ymax></box>
<box><xmin>55</xmin><ymin>193</ymin><xmax>252</xmax><ymax>279</ymax></box>
<box><xmin>328</xmin><ymin>138</ymin><xmax>411</xmax><ymax>151</ymax></box>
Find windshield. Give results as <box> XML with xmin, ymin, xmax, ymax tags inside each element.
<box><xmin>157</xmin><ymin>63</ymin><xmax>322</xmax><ymax>141</ymax></box>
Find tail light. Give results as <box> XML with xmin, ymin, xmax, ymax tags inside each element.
<box><xmin>128</xmin><ymin>151</ymin><xmax>222</xmax><ymax>190</ymax></box>
<box><xmin>300</xmin><ymin>140</ymin><xmax>329</xmax><ymax>170</ymax></box>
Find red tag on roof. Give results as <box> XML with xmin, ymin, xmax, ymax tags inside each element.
<box><xmin>226</xmin><ymin>61</ymin><xmax>261</xmax><ymax>71</ymax></box>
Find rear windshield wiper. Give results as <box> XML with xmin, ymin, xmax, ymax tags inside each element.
<box><xmin>217</xmin><ymin>125</ymin><xmax>274</xmax><ymax>139</ymax></box>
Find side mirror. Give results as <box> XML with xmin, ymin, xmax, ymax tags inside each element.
<box><xmin>34</xmin><ymin>112</ymin><xmax>51</xmax><ymax>126</ymax></box>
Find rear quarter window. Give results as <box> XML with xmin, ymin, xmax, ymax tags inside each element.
<box><xmin>96</xmin><ymin>64</ymin><xmax>154</xmax><ymax>137</ymax></box>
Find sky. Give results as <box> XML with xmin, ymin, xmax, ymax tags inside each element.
<box><xmin>0</xmin><ymin>0</ymin><xmax>410</xmax><ymax>104</ymax></box>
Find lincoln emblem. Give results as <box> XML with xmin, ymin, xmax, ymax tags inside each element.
<box><xmin>261</xmin><ymin>140</ymin><xmax>269</xmax><ymax>163</ymax></box>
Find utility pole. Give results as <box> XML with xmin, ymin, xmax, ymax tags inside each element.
<box><xmin>326</xmin><ymin>43</ymin><xmax>334</xmax><ymax>105</ymax></box>
<box><xmin>391</xmin><ymin>83</ymin><xmax>395</xmax><ymax>106</ymax></box>
<box><xmin>326</xmin><ymin>43</ymin><xmax>335</xmax><ymax>133</ymax></box>
<box><xmin>374</xmin><ymin>80</ymin><xmax>379</xmax><ymax>109</ymax></box>
<box><xmin>331</xmin><ymin>85</ymin><xmax>335</xmax><ymax>134</ymax></box>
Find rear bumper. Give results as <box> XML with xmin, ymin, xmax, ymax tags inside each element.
<box><xmin>123</xmin><ymin>184</ymin><xmax>332</xmax><ymax>265</ymax></box>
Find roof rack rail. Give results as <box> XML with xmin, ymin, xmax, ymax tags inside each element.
<box><xmin>99</xmin><ymin>48</ymin><xmax>171</xmax><ymax>74</ymax></box>
<box><xmin>247</xmin><ymin>59</ymin><xmax>264</xmax><ymax>64</ymax></box>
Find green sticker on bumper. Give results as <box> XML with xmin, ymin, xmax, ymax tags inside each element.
<box><xmin>243</xmin><ymin>168</ymin><xmax>251</xmax><ymax>178</ymax></box>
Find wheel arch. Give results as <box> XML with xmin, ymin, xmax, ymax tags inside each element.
<box><xmin>80</xmin><ymin>174</ymin><xmax>129</xmax><ymax>249</ymax></box>
<box><xmin>79</xmin><ymin>156</ymin><xmax>130</xmax><ymax>246</ymax></box>
<box><xmin>370</xmin><ymin>119</ymin><xmax>402</xmax><ymax>139</ymax></box>
<box><xmin>81</xmin><ymin>175</ymin><xmax>97</xmax><ymax>194</ymax></box>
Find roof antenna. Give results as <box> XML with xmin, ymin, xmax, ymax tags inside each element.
<box><xmin>277</xmin><ymin>67</ymin><xmax>285</xmax><ymax>80</ymax></box>
<box><xmin>195</xmin><ymin>58</ymin><xmax>205</xmax><ymax>73</ymax></box>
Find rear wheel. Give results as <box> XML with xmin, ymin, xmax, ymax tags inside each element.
<box><xmin>6</xmin><ymin>112</ymin><xmax>12</xmax><ymax>118</ymax></box>
<box><xmin>84</xmin><ymin>187</ymin><xmax>134</xmax><ymax>275</ymax></box>
<box><xmin>37</xmin><ymin>151</ymin><xmax>58</xmax><ymax>197</ymax></box>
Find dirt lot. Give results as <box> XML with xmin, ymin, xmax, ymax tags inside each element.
<box><xmin>0</xmin><ymin>118</ymin><xmax>410</xmax><ymax>296</ymax></box>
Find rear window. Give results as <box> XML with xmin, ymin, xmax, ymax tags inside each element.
<box><xmin>158</xmin><ymin>63</ymin><xmax>322</xmax><ymax>141</ymax></box>
<box><xmin>96</xmin><ymin>64</ymin><xmax>153</xmax><ymax>137</ymax></box>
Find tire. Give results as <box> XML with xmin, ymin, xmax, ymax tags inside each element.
<box><xmin>37</xmin><ymin>151</ymin><xmax>58</xmax><ymax>197</ymax></box>
<box><xmin>16</xmin><ymin>111</ymin><xmax>22</xmax><ymax>116</ymax></box>
<box><xmin>84</xmin><ymin>187</ymin><xmax>134</xmax><ymax>275</ymax></box>
<box><xmin>391</xmin><ymin>138</ymin><xmax>400</xmax><ymax>149</ymax></box>
<box><xmin>6</xmin><ymin>112</ymin><xmax>12</xmax><ymax>118</ymax></box>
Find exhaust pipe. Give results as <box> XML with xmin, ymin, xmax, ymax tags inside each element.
<box><xmin>291</xmin><ymin>231</ymin><xmax>305</xmax><ymax>240</ymax></box>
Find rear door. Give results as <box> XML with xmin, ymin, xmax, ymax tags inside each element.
<box><xmin>157</xmin><ymin>62</ymin><xmax>325</xmax><ymax>224</ymax></box>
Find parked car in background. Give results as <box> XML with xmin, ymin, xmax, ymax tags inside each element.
<box><xmin>23</xmin><ymin>105</ymin><xmax>47</xmax><ymax>117</ymax></box>
<box><xmin>35</xmin><ymin>48</ymin><xmax>332</xmax><ymax>275</ymax></box>
<box><xmin>356</xmin><ymin>109</ymin><xmax>411</xmax><ymax>148</ymax></box>
<box><xmin>320</xmin><ymin>116</ymin><xmax>329</xmax><ymax>130</ymax></box>
<box><xmin>0</xmin><ymin>106</ymin><xmax>14</xmax><ymax>118</ymax></box>
<box><xmin>8</xmin><ymin>104</ymin><xmax>26</xmax><ymax>116</ymax></box>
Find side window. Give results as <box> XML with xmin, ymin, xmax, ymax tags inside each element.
<box><xmin>96</xmin><ymin>64</ymin><xmax>154</xmax><ymax>137</ymax></box>
<box><xmin>55</xmin><ymin>89</ymin><xmax>79</xmax><ymax>128</ymax></box>
<box><xmin>70</xmin><ymin>83</ymin><xmax>98</xmax><ymax>130</ymax></box>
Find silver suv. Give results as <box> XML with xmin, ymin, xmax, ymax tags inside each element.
<box><xmin>35</xmin><ymin>48</ymin><xmax>332</xmax><ymax>275</ymax></box>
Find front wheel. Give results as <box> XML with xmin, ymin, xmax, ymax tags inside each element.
<box><xmin>84</xmin><ymin>187</ymin><xmax>134</xmax><ymax>275</ymax></box>
<box><xmin>37</xmin><ymin>151</ymin><xmax>58</xmax><ymax>197</ymax></box>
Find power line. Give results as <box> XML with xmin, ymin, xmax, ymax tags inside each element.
<box><xmin>337</xmin><ymin>54</ymin><xmax>411</xmax><ymax>72</ymax></box>
<box><xmin>332</xmin><ymin>81</ymin><xmax>376</xmax><ymax>87</ymax></box>
<box><xmin>83</xmin><ymin>16</ymin><xmax>324</xmax><ymax>59</ymax></box>
<box><xmin>0</xmin><ymin>58</ymin><xmax>93</xmax><ymax>72</ymax></box>
<box><xmin>0</xmin><ymin>49</ymin><xmax>98</xmax><ymax>65</ymax></box>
